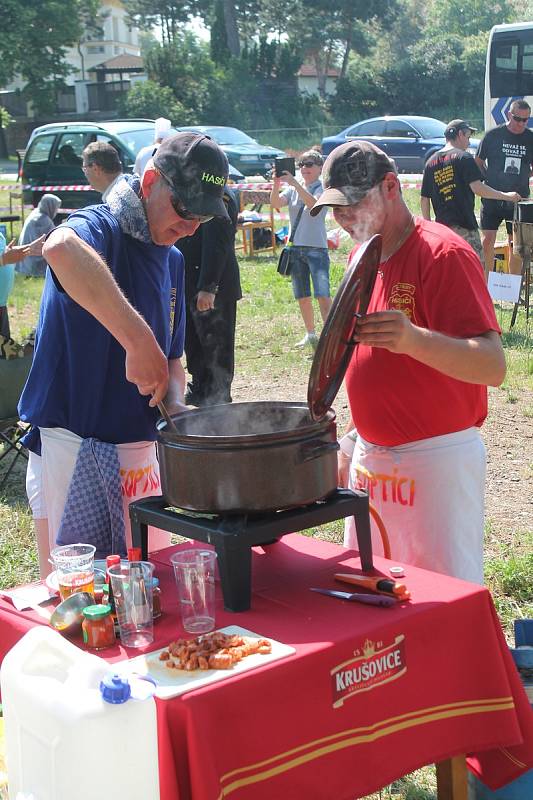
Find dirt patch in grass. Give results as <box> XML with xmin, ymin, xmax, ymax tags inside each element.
<box><xmin>231</xmin><ymin>356</ymin><xmax>533</xmax><ymax>558</ymax></box>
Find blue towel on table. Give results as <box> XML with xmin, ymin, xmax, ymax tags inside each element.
<box><xmin>56</xmin><ymin>438</ymin><xmax>126</xmax><ymax>557</ymax></box>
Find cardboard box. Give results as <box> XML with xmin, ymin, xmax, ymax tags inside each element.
<box><xmin>493</xmin><ymin>243</ymin><xmax>510</xmax><ymax>273</ymax></box>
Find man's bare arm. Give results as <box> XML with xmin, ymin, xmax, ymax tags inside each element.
<box><xmin>470</xmin><ymin>180</ymin><xmax>521</xmax><ymax>203</ymax></box>
<box><xmin>474</xmin><ymin>156</ymin><xmax>486</xmax><ymax>174</ymax></box>
<box><xmin>420</xmin><ymin>196</ymin><xmax>432</xmax><ymax>220</ymax></box>
<box><xmin>356</xmin><ymin>312</ymin><xmax>506</xmax><ymax>386</ymax></box>
<box><xmin>43</xmin><ymin>227</ymin><xmax>169</xmax><ymax>404</ymax></box>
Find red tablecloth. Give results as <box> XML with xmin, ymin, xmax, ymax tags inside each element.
<box><xmin>1</xmin><ymin>534</ymin><xmax>532</xmax><ymax>800</ymax></box>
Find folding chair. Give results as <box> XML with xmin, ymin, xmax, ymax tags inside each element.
<box><xmin>0</xmin><ymin>355</ymin><xmax>32</xmax><ymax>491</ymax></box>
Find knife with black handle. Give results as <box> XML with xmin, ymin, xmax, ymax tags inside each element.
<box><xmin>310</xmin><ymin>588</ymin><xmax>396</xmax><ymax>607</ymax></box>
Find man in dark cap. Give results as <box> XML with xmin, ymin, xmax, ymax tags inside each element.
<box><xmin>178</xmin><ymin>186</ymin><xmax>242</xmax><ymax>407</ymax></box>
<box><xmin>311</xmin><ymin>140</ymin><xmax>505</xmax><ymax>584</ymax></box>
<box><xmin>18</xmin><ymin>132</ymin><xmax>229</xmax><ymax>576</ymax></box>
<box><xmin>475</xmin><ymin>99</ymin><xmax>533</xmax><ymax>276</ymax></box>
<box><xmin>421</xmin><ymin>120</ymin><xmax>521</xmax><ymax>262</ymax></box>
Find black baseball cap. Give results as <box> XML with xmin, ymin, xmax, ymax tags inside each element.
<box><xmin>444</xmin><ymin>119</ymin><xmax>477</xmax><ymax>139</ymax></box>
<box><xmin>153</xmin><ymin>132</ymin><xmax>229</xmax><ymax>218</ymax></box>
<box><xmin>310</xmin><ymin>141</ymin><xmax>396</xmax><ymax>216</ymax></box>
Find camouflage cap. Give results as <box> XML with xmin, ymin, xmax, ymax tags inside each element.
<box><xmin>310</xmin><ymin>140</ymin><xmax>396</xmax><ymax>216</ymax></box>
<box><xmin>153</xmin><ymin>132</ymin><xmax>229</xmax><ymax>218</ymax></box>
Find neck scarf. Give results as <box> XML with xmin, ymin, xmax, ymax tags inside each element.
<box><xmin>106</xmin><ymin>174</ymin><xmax>152</xmax><ymax>244</ymax></box>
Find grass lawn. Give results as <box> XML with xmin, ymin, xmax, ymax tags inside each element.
<box><xmin>0</xmin><ymin>184</ymin><xmax>531</xmax><ymax>800</ymax></box>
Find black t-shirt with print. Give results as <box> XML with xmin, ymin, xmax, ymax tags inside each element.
<box><xmin>476</xmin><ymin>124</ymin><xmax>533</xmax><ymax>195</ymax></box>
<box><xmin>421</xmin><ymin>148</ymin><xmax>482</xmax><ymax>230</ymax></box>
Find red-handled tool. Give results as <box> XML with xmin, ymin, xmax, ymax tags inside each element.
<box><xmin>334</xmin><ymin>573</ymin><xmax>411</xmax><ymax>600</ymax></box>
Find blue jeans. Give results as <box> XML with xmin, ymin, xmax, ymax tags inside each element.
<box><xmin>290</xmin><ymin>247</ymin><xmax>330</xmax><ymax>300</ymax></box>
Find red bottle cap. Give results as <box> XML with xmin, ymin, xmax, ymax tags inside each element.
<box><xmin>127</xmin><ymin>547</ymin><xmax>142</xmax><ymax>561</ymax></box>
<box><xmin>106</xmin><ymin>555</ymin><xmax>121</xmax><ymax>575</ymax></box>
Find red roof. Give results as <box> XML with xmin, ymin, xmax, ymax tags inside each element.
<box><xmin>297</xmin><ymin>63</ymin><xmax>339</xmax><ymax>78</ymax></box>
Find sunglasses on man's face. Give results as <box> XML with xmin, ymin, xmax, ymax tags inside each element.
<box><xmin>511</xmin><ymin>113</ymin><xmax>529</xmax><ymax>123</ymax></box>
<box><xmin>158</xmin><ymin>170</ymin><xmax>213</xmax><ymax>223</ymax></box>
<box><xmin>298</xmin><ymin>161</ymin><xmax>319</xmax><ymax>168</ymax></box>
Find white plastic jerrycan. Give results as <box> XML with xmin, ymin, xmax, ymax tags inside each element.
<box><xmin>0</xmin><ymin>626</ymin><xmax>160</xmax><ymax>800</ymax></box>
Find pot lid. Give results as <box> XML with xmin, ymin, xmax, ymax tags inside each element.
<box><xmin>307</xmin><ymin>234</ymin><xmax>382</xmax><ymax>421</ymax></box>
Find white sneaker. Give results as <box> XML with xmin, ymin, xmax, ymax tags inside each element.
<box><xmin>295</xmin><ymin>332</ymin><xmax>318</xmax><ymax>350</ymax></box>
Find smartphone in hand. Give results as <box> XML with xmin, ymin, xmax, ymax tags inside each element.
<box><xmin>274</xmin><ymin>156</ymin><xmax>296</xmax><ymax>177</ymax></box>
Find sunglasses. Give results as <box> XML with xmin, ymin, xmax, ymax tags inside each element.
<box><xmin>158</xmin><ymin>170</ymin><xmax>213</xmax><ymax>223</ymax></box>
<box><xmin>298</xmin><ymin>161</ymin><xmax>319</xmax><ymax>168</ymax></box>
<box><xmin>511</xmin><ymin>113</ymin><xmax>529</xmax><ymax>123</ymax></box>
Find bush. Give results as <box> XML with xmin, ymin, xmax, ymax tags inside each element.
<box><xmin>118</xmin><ymin>81</ymin><xmax>194</xmax><ymax>126</ymax></box>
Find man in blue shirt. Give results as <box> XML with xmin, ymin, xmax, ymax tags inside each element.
<box><xmin>19</xmin><ymin>132</ymin><xmax>229</xmax><ymax>575</ymax></box>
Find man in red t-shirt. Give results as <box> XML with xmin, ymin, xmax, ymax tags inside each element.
<box><xmin>310</xmin><ymin>141</ymin><xmax>506</xmax><ymax>583</ymax></box>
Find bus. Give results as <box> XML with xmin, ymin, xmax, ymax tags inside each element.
<box><xmin>485</xmin><ymin>21</ymin><xmax>533</xmax><ymax>131</ymax></box>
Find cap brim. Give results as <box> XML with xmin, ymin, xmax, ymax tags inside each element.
<box><xmin>310</xmin><ymin>187</ymin><xmax>361</xmax><ymax>217</ymax></box>
<box><xmin>183</xmin><ymin>191</ymin><xmax>229</xmax><ymax>220</ymax></box>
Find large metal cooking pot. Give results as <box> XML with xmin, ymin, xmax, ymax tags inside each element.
<box><xmin>517</xmin><ymin>201</ymin><xmax>533</xmax><ymax>224</ymax></box>
<box><xmin>157</xmin><ymin>402</ymin><xmax>338</xmax><ymax>513</ymax></box>
<box><xmin>157</xmin><ymin>235</ymin><xmax>382</xmax><ymax>514</ymax></box>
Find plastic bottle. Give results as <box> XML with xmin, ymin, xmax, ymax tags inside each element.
<box><xmin>0</xmin><ymin>626</ymin><xmax>160</xmax><ymax>800</ymax></box>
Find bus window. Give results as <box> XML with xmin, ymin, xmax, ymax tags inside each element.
<box><xmin>491</xmin><ymin>41</ymin><xmax>519</xmax><ymax>96</ymax></box>
<box><xmin>523</xmin><ymin>44</ymin><xmax>533</xmax><ymax>95</ymax></box>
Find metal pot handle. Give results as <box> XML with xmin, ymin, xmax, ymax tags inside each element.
<box><xmin>298</xmin><ymin>440</ymin><xmax>339</xmax><ymax>463</ymax></box>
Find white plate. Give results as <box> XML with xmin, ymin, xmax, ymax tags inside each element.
<box><xmin>117</xmin><ymin>625</ymin><xmax>295</xmax><ymax>700</ymax></box>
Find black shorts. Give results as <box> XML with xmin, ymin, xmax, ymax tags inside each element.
<box><xmin>480</xmin><ymin>199</ymin><xmax>516</xmax><ymax>232</ymax></box>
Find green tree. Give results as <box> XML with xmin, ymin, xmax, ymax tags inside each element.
<box><xmin>427</xmin><ymin>0</ymin><xmax>514</xmax><ymax>38</ymax></box>
<box><xmin>0</xmin><ymin>0</ymin><xmax>100</xmax><ymax>115</ymax></box>
<box><xmin>210</xmin><ymin>0</ymin><xmax>232</xmax><ymax>64</ymax></box>
<box><xmin>119</xmin><ymin>80</ymin><xmax>194</xmax><ymax>125</ymax></box>
<box><xmin>144</xmin><ymin>33</ymin><xmax>217</xmax><ymax>119</ymax></box>
<box><xmin>124</xmin><ymin>0</ymin><xmax>195</xmax><ymax>45</ymax></box>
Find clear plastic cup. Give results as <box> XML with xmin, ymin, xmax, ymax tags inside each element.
<box><xmin>171</xmin><ymin>550</ymin><xmax>216</xmax><ymax>634</ymax></box>
<box><xmin>108</xmin><ymin>561</ymin><xmax>154</xmax><ymax>648</ymax></box>
<box><xmin>50</xmin><ymin>544</ymin><xmax>96</xmax><ymax>601</ymax></box>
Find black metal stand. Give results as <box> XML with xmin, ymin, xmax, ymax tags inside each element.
<box><xmin>510</xmin><ymin>251</ymin><xmax>531</xmax><ymax>327</ymax></box>
<box><xmin>129</xmin><ymin>488</ymin><xmax>373</xmax><ymax>612</ymax></box>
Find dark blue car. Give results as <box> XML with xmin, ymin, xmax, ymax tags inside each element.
<box><xmin>321</xmin><ymin>115</ymin><xmax>480</xmax><ymax>173</ymax></box>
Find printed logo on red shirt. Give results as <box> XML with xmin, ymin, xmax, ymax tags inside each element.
<box><xmin>331</xmin><ymin>635</ymin><xmax>407</xmax><ymax>708</ymax></box>
<box><xmin>389</xmin><ymin>282</ymin><xmax>418</xmax><ymax>323</ymax></box>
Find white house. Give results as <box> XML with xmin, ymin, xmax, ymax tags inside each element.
<box><xmin>3</xmin><ymin>0</ymin><xmax>144</xmax><ymax>116</ymax></box>
<box><xmin>297</xmin><ymin>63</ymin><xmax>339</xmax><ymax>97</ymax></box>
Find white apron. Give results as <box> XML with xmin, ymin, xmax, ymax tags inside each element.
<box><xmin>344</xmin><ymin>427</ymin><xmax>486</xmax><ymax>584</ymax></box>
<box><xmin>27</xmin><ymin>427</ymin><xmax>173</xmax><ymax>554</ymax></box>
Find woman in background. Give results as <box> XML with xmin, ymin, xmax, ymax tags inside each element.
<box><xmin>17</xmin><ymin>194</ymin><xmax>61</xmax><ymax>277</ymax></box>
<box><xmin>270</xmin><ymin>151</ymin><xmax>331</xmax><ymax>350</ymax></box>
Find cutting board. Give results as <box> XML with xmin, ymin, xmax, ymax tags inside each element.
<box><xmin>117</xmin><ymin>625</ymin><xmax>296</xmax><ymax>700</ymax></box>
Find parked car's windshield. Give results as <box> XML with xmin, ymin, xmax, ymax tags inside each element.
<box><xmin>207</xmin><ymin>128</ymin><xmax>257</xmax><ymax>146</ymax></box>
<box><xmin>114</xmin><ymin>128</ymin><xmax>157</xmax><ymax>155</ymax></box>
<box><xmin>411</xmin><ymin>119</ymin><xmax>446</xmax><ymax>138</ymax></box>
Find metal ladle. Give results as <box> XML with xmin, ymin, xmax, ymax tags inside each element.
<box><xmin>157</xmin><ymin>399</ymin><xmax>179</xmax><ymax>435</ymax></box>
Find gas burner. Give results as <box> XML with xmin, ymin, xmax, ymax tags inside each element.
<box><xmin>129</xmin><ymin>489</ymin><xmax>373</xmax><ymax>612</ymax></box>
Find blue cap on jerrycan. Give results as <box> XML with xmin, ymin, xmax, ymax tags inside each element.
<box><xmin>100</xmin><ymin>673</ymin><xmax>131</xmax><ymax>704</ymax></box>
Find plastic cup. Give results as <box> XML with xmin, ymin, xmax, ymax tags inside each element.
<box><xmin>50</xmin><ymin>544</ymin><xmax>96</xmax><ymax>601</ymax></box>
<box><xmin>108</xmin><ymin>561</ymin><xmax>154</xmax><ymax>648</ymax></box>
<box><xmin>171</xmin><ymin>550</ymin><xmax>216</xmax><ymax>634</ymax></box>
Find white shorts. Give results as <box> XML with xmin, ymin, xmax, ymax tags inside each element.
<box><xmin>344</xmin><ymin>427</ymin><xmax>486</xmax><ymax>584</ymax></box>
<box><xmin>26</xmin><ymin>427</ymin><xmax>173</xmax><ymax>554</ymax></box>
